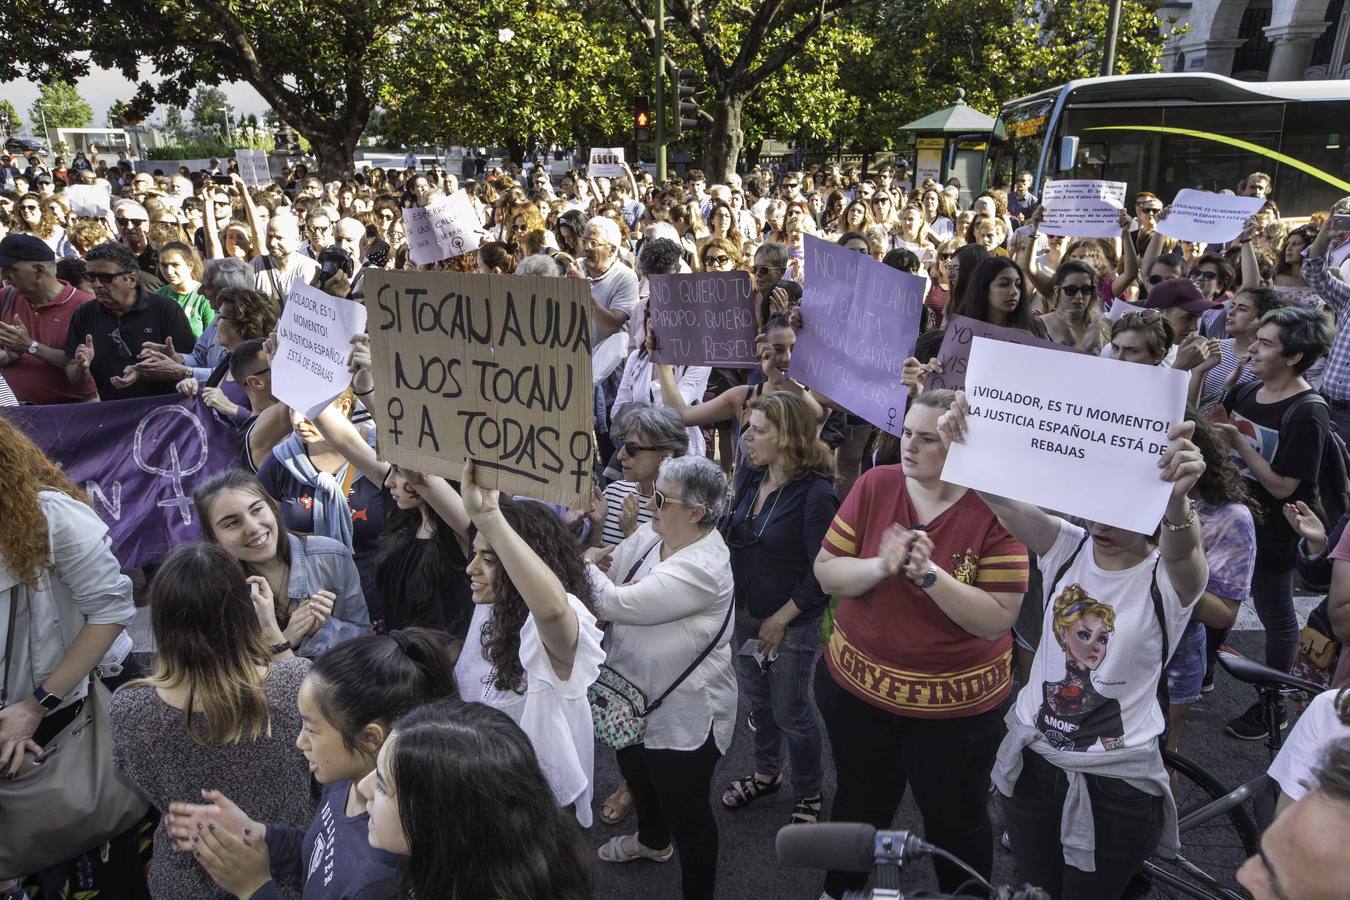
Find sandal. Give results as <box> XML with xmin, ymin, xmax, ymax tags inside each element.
<box><xmin>789</xmin><ymin>793</ymin><xmax>823</xmax><ymax>825</ymax></box>
<box><xmin>597</xmin><ymin>833</ymin><xmax>673</xmax><ymax>864</ymax></box>
<box><xmin>600</xmin><ymin>784</ymin><xmax>633</xmax><ymax>825</ymax></box>
<box><xmin>722</xmin><ymin>772</ymin><xmax>784</xmax><ymax>809</ymax></box>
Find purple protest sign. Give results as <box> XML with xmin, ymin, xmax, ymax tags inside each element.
<box><xmin>926</xmin><ymin>315</ymin><xmax>1080</xmax><ymax>393</ymax></box>
<box><xmin>647</xmin><ymin>271</ymin><xmax>758</xmax><ymax>367</ymax></box>
<box><xmin>1</xmin><ymin>395</ymin><xmax>242</xmax><ymax>567</ymax></box>
<box><xmin>790</xmin><ymin>235</ymin><xmax>925</xmax><ymax>435</ymax></box>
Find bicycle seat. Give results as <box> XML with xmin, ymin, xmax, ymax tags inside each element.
<box><xmin>1218</xmin><ymin>651</ymin><xmax>1327</xmax><ymax>695</ymax></box>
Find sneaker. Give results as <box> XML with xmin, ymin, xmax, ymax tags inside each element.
<box><xmin>1200</xmin><ymin>667</ymin><xmax>1215</xmax><ymax>694</ymax></box>
<box><xmin>1225</xmin><ymin>700</ymin><xmax>1288</xmax><ymax>741</ymax></box>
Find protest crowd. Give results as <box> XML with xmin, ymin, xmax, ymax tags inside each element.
<box><xmin>4</xmin><ymin>147</ymin><xmax>1350</xmax><ymax>900</ymax></box>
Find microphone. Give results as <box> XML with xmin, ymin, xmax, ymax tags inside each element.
<box><xmin>775</xmin><ymin>823</ymin><xmax>932</xmax><ymax>873</ymax></box>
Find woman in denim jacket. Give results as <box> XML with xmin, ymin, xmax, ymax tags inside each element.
<box><xmin>194</xmin><ymin>468</ymin><xmax>370</xmax><ymax>657</ymax></box>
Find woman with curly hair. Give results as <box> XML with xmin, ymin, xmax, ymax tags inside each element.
<box><xmin>12</xmin><ymin>192</ymin><xmax>76</xmax><ymax>258</ymax></box>
<box><xmin>1242</xmin><ymin>220</ymin><xmax>1320</xmax><ymax>309</ymax></box>
<box><xmin>0</xmin><ymin>418</ymin><xmax>136</xmax><ymax>895</ymax></box>
<box><xmin>457</xmin><ymin>460</ymin><xmax>604</xmax><ymax>823</ymax></box>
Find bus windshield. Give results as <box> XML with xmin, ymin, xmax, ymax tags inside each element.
<box><xmin>985</xmin><ymin>95</ymin><xmax>1054</xmax><ymax>193</ymax></box>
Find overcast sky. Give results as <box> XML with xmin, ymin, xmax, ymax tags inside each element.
<box><xmin>2</xmin><ymin>64</ymin><xmax>269</xmax><ymax>132</ymax></box>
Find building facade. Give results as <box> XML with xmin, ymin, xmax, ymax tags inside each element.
<box><xmin>1161</xmin><ymin>0</ymin><xmax>1350</xmax><ymax>80</ymax></box>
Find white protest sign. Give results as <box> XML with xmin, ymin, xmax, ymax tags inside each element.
<box><xmin>65</xmin><ymin>184</ymin><xmax>111</xmax><ymax>218</ymax></box>
<box><xmin>1156</xmin><ymin>189</ymin><xmax>1265</xmax><ymax>244</ymax></box>
<box><xmin>588</xmin><ymin>147</ymin><xmax>626</xmax><ymax>179</ymax></box>
<box><xmin>941</xmin><ymin>337</ymin><xmax>1187</xmax><ymax>534</ymax></box>
<box><xmin>272</xmin><ymin>282</ymin><xmax>368</xmax><ymax>420</ymax></box>
<box><xmin>402</xmin><ymin>191</ymin><xmax>482</xmax><ymax>265</ymax></box>
<box><xmin>1039</xmin><ymin>179</ymin><xmax>1127</xmax><ymax>239</ymax></box>
<box><xmin>234</xmin><ymin>149</ymin><xmax>271</xmax><ymax>187</ymax></box>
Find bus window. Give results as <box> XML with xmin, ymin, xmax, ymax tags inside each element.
<box><xmin>1059</xmin><ymin>105</ymin><xmax>1164</xmax><ymax>197</ymax></box>
<box><xmin>1274</xmin><ymin>100</ymin><xmax>1350</xmax><ymax>214</ymax></box>
<box><xmin>1158</xmin><ymin>103</ymin><xmax>1281</xmax><ymax>196</ymax></box>
<box><xmin>985</xmin><ymin>96</ymin><xmax>1053</xmax><ymax>190</ymax></box>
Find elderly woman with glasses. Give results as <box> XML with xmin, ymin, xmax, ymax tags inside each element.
<box><xmin>719</xmin><ymin>393</ymin><xmax>837</xmax><ymax>826</ymax></box>
<box><xmin>588</xmin><ymin>456</ymin><xmax>735</xmax><ymax>900</ymax></box>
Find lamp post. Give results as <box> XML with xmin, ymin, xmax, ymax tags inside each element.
<box><xmin>1101</xmin><ymin>0</ymin><xmax>1122</xmax><ymax>76</ymax></box>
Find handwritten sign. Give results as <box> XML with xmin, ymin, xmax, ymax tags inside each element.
<box><xmin>941</xmin><ymin>338</ymin><xmax>1187</xmax><ymax>533</ymax></box>
<box><xmin>1040</xmin><ymin>179</ymin><xmax>1127</xmax><ymax>239</ymax></box>
<box><xmin>588</xmin><ymin>147</ymin><xmax>626</xmax><ymax>179</ymax></box>
<box><xmin>647</xmin><ymin>271</ymin><xmax>758</xmax><ymax>367</ymax></box>
<box><xmin>791</xmin><ymin>235</ymin><xmax>925</xmax><ymax>435</ymax></box>
<box><xmin>1</xmin><ymin>396</ymin><xmax>239</xmax><ymax>567</ymax></box>
<box><xmin>402</xmin><ymin>191</ymin><xmax>482</xmax><ymax>265</ymax></box>
<box><xmin>926</xmin><ymin>315</ymin><xmax>1079</xmax><ymax>392</ymax></box>
<box><xmin>273</xmin><ymin>282</ymin><xmax>369</xmax><ymax>420</ymax></box>
<box><xmin>65</xmin><ymin>184</ymin><xmax>111</xmax><ymax>218</ymax></box>
<box><xmin>1156</xmin><ymin>189</ymin><xmax>1267</xmax><ymax>244</ymax></box>
<box><xmin>364</xmin><ymin>270</ymin><xmax>594</xmax><ymax>506</ymax></box>
<box><xmin>234</xmin><ymin>149</ymin><xmax>271</xmax><ymax>187</ymax></box>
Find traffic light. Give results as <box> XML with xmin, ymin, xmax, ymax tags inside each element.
<box><xmin>634</xmin><ymin>95</ymin><xmax>652</xmax><ymax>144</ymax></box>
<box><xmin>673</xmin><ymin>68</ymin><xmax>700</xmax><ymax>136</ymax></box>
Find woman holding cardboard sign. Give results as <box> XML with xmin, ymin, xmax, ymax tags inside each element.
<box><xmin>937</xmin><ymin>393</ymin><xmax>1207</xmax><ymax>900</ymax></box>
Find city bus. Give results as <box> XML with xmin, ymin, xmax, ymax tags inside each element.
<box><xmin>981</xmin><ymin>73</ymin><xmax>1350</xmax><ymax>216</ymax></box>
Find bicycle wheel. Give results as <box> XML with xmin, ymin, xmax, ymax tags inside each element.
<box><xmin>1133</xmin><ymin>750</ymin><xmax>1260</xmax><ymax>900</ymax></box>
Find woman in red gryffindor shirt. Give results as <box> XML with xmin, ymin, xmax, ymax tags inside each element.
<box><xmin>813</xmin><ymin>389</ymin><xmax>1028</xmax><ymax>900</ymax></box>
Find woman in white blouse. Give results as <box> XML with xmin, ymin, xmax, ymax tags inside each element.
<box><xmin>456</xmin><ymin>459</ymin><xmax>606</xmax><ymax>826</ymax></box>
<box><xmin>589</xmin><ymin>456</ymin><xmax>736</xmax><ymax>900</ymax></box>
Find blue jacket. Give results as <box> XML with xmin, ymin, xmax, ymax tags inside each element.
<box><xmin>286</xmin><ymin>533</ymin><xmax>370</xmax><ymax>657</ymax></box>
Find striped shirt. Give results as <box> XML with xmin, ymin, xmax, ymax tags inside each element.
<box><xmin>1305</xmin><ymin>254</ymin><xmax>1350</xmax><ymax>402</ymax></box>
<box><xmin>600</xmin><ymin>480</ymin><xmax>654</xmax><ymax>548</ymax></box>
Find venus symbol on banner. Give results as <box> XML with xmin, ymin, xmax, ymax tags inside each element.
<box><xmin>133</xmin><ymin>404</ymin><xmax>209</xmax><ymax>525</ymax></box>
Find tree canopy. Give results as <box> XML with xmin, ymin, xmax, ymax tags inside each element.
<box><xmin>29</xmin><ymin>80</ymin><xmax>93</xmax><ymax>131</ymax></box>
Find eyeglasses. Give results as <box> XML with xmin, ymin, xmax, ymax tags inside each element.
<box><xmin>115</xmin><ymin>217</ymin><xmax>146</xmax><ymax>228</ymax></box>
<box><xmin>582</xmin><ymin>238</ymin><xmax>613</xmax><ymax>250</ymax></box>
<box><xmin>1137</xmin><ymin>206</ymin><xmax>1163</xmax><ymax>215</ymax></box>
<box><xmin>380</xmin><ymin>211</ymin><xmax>396</xmax><ymax>221</ymax></box>
<box><xmin>621</xmin><ymin>441</ymin><xmax>660</xmax><ymax>457</ymax></box>
<box><xmin>652</xmin><ymin>488</ymin><xmax>691</xmax><ymax>510</ymax></box>
<box><xmin>754</xmin><ymin>264</ymin><xmax>784</xmax><ymax>277</ymax></box>
<box><xmin>1058</xmin><ymin>284</ymin><xmax>1095</xmax><ymax>297</ymax></box>
<box><xmin>90</xmin><ymin>269</ymin><xmax>131</xmax><ymax>283</ymax></box>
<box><xmin>19</xmin><ymin>204</ymin><xmax>40</xmax><ymax>213</ymax></box>
<box><xmin>109</xmin><ymin>327</ymin><xmax>133</xmax><ymax>358</ymax></box>
<box><xmin>939</xmin><ymin>252</ymin><xmax>956</xmax><ymax>260</ymax></box>
<box><xmin>1189</xmin><ymin>270</ymin><xmax>1219</xmax><ymax>281</ymax></box>
<box><xmin>1148</xmin><ymin>274</ymin><xmax>1166</xmax><ymax>285</ymax></box>
<box><xmin>704</xmin><ymin>255</ymin><xmax>731</xmax><ymax>267</ymax></box>
<box><xmin>243</xmin><ymin>366</ymin><xmax>270</xmax><ymax>379</ymax></box>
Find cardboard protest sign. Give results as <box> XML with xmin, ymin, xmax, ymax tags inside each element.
<box><xmin>1039</xmin><ymin>179</ymin><xmax>1127</xmax><ymax>239</ymax></box>
<box><xmin>364</xmin><ymin>270</ymin><xmax>594</xmax><ymax>506</ymax></box>
<box><xmin>926</xmin><ymin>315</ymin><xmax>1079</xmax><ymax>392</ymax></box>
<box><xmin>1156</xmin><ymin>189</ymin><xmax>1265</xmax><ymax>244</ymax></box>
<box><xmin>588</xmin><ymin>147</ymin><xmax>626</xmax><ymax>179</ymax></box>
<box><xmin>1</xmin><ymin>396</ymin><xmax>239</xmax><ymax>567</ymax></box>
<box><xmin>941</xmin><ymin>338</ymin><xmax>1187</xmax><ymax>533</ymax></box>
<box><xmin>273</xmin><ymin>282</ymin><xmax>369</xmax><ymax>419</ymax></box>
<box><xmin>235</xmin><ymin>149</ymin><xmax>271</xmax><ymax>187</ymax></box>
<box><xmin>403</xmin><ymin>191</ymin><xmax>482</xmax><ymax>265</ymax></box>
<box><xmin>66</xmin><ymin>184</ymin><xmax>112</xmax><ymax>218</ymax></box>
<box><xmin>791</xmin><ymin>235</ymin><xmax>925</xmax><ymax>435</ymax></box>
<box><xmin>647</xmin><ymin>271</ymin><xmax>758</xmax><ymax>368</ymax></box>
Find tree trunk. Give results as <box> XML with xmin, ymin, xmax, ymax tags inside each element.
<box><xmin>306</xmin><ymin>119</ymin><xmax>363</xmax><ymax>180</ymax></box>
<box><xmin>703</xmin><ymin>91</ymin><xmax>746</xmax><ymax>183</ymax></box>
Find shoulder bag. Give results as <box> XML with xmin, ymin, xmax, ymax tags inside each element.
<box><xmin>588</xmin><ymin>542</ymin><xmax>734</xmax><ymax>749</ymax></box>
<box><xmin>0</xmin><ymin>586</ymin><xmax>149</xmax><ymax>875</ymax></box>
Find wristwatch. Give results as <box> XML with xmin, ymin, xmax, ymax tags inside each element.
<box><xmin>26</xmin><ymin>341</ymin><xmax>38</xmax><ymax>355</ymax></box>
<box><xmin>32</xmin><ymin>685</ymin><xmax>62</xmax><ymax>711</ymax></box>
<box><xmin>913</xmin><ymin>564</ymin><xmax>938</xmax><ymax>589</ymax></box>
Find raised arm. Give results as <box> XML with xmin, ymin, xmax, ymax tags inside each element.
<box><xmin>1156</xmin><ymin>421</ymin><xmax>1209</xmax><ymax>604</ymax></box>
<box><xmin>655</xmin><ymin>361</ymin><xmax>748</xmax><ymax>427</ymax></box>
<box><xmin>1139</xmin><ymin>226</ymin><xmax>1165</xmax><ymax>292</ymax></box>
<box><xmin>1110</xmin><ymin>209</ymin><xmax>1140</xmax><ymax>298</ymax></box>
<box><xmin>1240</xmin><ymin>219</ymin><xmax>1262</xmax><ymax>292</ymax></box>
<box><xmin>232</xmin><ymin>174</ymin><xmax>264</xmax><ymax>254</ymax></box>
<box><xmin>461</xmin><ymin>459</ymin><xmax>578</xmax><ymax>680</ymax></box>
<box><xmin>1018</xmin><ymin>210</ymin><xmax>1055</xmax><ymax>298</ymax></box>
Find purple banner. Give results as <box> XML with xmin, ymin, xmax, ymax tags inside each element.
<box><xmin>2</xmin><ymin>396</ymin><xmax>242</xmax><ymax>567</ymax></box>
<box><xmin>926</xmin><ymin>315</ymin><xmax>1080</xmax><ymax>393</ymax></box>
<box><xmin>647</xmin><ymin>271</ymin><xmax>759</xmax><ymax>367</ymax></box>
<box><xmin>791</xmin><ymin>235</ymin><xmax>925</xmax><ymax>435</ymax></box>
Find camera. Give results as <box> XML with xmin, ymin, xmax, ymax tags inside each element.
<box><xmin>318</xmin><ymin>244</ymin><xmax>354</xmax><ymax>283</ymax></box>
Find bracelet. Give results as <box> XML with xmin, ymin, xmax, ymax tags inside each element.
<box><xmin>353</xmin><ymin>387</ymin><xmax>374</xmax><ymax>397</ymax></box>
<box><xmin>270</xmin><ymin>640</ymin><xmax>293</xmax><ymax>655</ymax></box>
<box><xmin>1162</xmin><ymin>501</ymin><xmax>1197</xmax><ymax>532</ymax></box>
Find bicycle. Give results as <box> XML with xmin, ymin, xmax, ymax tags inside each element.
<box><xmin>1136</xmin><ymin>650</ymin><xmax>1327</xmax><ymax>900</ymax></box>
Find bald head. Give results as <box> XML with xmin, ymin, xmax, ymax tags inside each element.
<box><xmin>334</xmin><ymin>217</ymin><xmax>364</xmax><ymax>256</ymax></box>
<box><xmin>265</xmin><ymin>213</ymin><xmax>302</xmax><ymax>261</ymax></box>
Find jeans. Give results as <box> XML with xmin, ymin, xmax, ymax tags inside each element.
<box><xmin>616</xmin><ymin>729</ymin><xmax>723</xmax><ymax>900</ymax></box>
<box><xmin>1251</xmin><ymin>564</ymin><xmax>1298</xmax><ymax>673</ymax></box>
<box><xmin>816</xmin><ymin>666</ymin><xmax>1006</xmax><ymax>897</ymax></box>
<box><xmin>732</xmin><ymin>611</ymin><xmax>823</xmax><ymax>796</ymax></box>
<box><xmin>1002</xmin><ymin>749</ymin><xmax>1164</xmax><ymax>900</ymax></box>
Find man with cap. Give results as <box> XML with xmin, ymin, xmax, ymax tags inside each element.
<box><xmin>1099</xmin><ymin>277</ymin><xmax>1219</xmax><ymax>368</ymax></box>
<box><xmin>113</xmin><ymin>199</ymin><xmax>165</xmax><ymax>290</ymax></box>
<box><xmin>65</xmin><ymin>241</ymin><xmax>195</xmax><ymax>401</ymax></box>
<box><xmin>0</xmin><ymin>233</ymin><xmax>98</xmax><ymax>403</ymax></box>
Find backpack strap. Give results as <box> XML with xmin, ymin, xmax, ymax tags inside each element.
<box><xmin>1277</xmin><ymin>389</ymin><xmax>1327</xmax><ymax>434</ymax></box>
<box><xmin>1150</xmin><ymin>556</ymin><xmax>1176</xmax><ymax>740</ymax></box>
<box><xmin>1042</xmin><ymin>533</ymin><xmax>1089</xmax><ymax>612</ymax></box>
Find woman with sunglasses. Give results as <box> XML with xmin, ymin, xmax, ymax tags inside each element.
<box><xmin>1020</xmin><ymin>208</ymin><xmax>1137</xmax><ymax>310</ymax></box>
<box><xmin>1039</xmin><ymin>259</ymin><xmax>1110</xmax><ymax>353</ymax></box>
<box><xmin>719</xmin><ymin>393</ymin><xmax>837</xmax><ymax>826</ymax></box>
<box><xmin>13</xmin><ymin>191</ymin><xmax>77</xmax><ymax>258</ymax></box>
<box><xmin>924</xmin><ymin>241</ymin><xmax>958</xmax><ymax>326</ymax></box>
<box><xmin>588</xmin><ymin>456</ymin><xmax>735</xmax><ymax>900</ymax></box>
<box><xmin>613</xmin><ymin>302</ymin><xmax>711</xmax><ymax>457</ymax></box>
